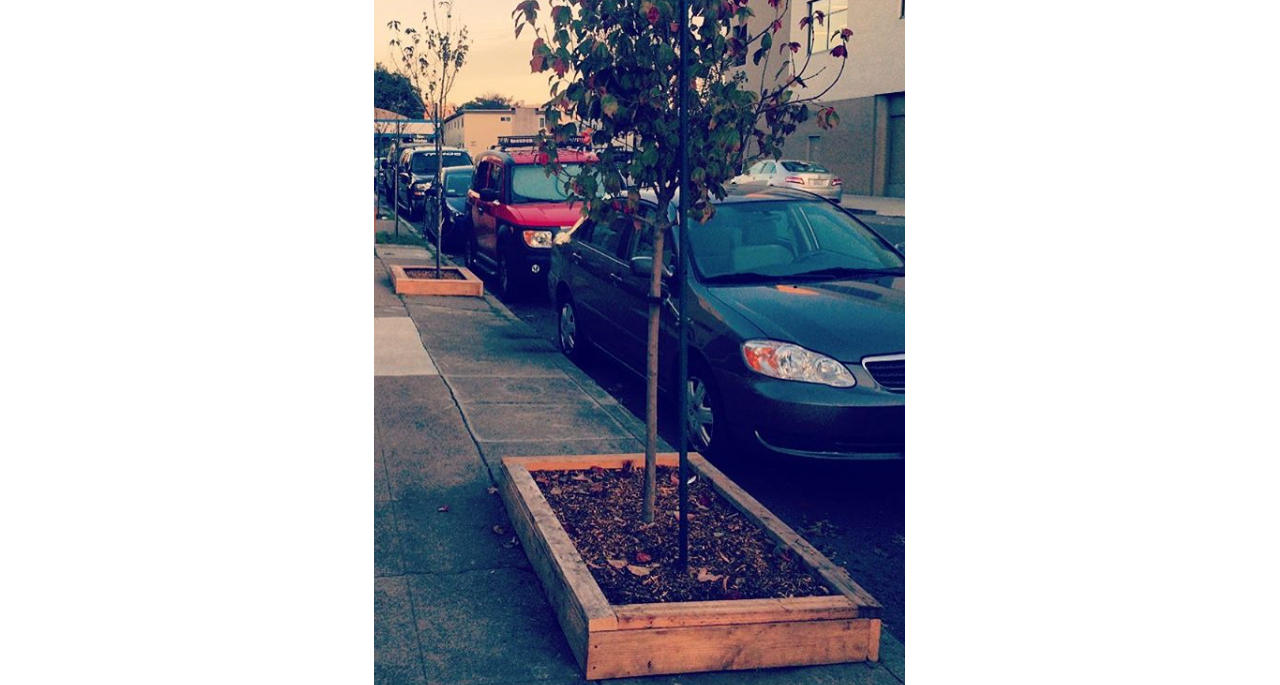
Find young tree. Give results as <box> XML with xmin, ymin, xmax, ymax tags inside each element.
<box><xmin>389</xmin><ymin>1</ymin><xmax>471</xmax><ymax>278</ymax></box>
<box><xmin>514</xmin><ymin>0</ymin><xmax>850</xmax><ymax>524</ymax></box>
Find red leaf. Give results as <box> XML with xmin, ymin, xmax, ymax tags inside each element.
<box><xmin>768</xmin><ymin>0</ymin><xmax>781</xmax><ymax>6</ymax></box>
<box><xmin>530</xmin><ymin>54</ymin><xmax>545</xmax><ymax>72</ymax></box>
<box><xmin>798</xmin><ymin>16</ymin><xmax>810</xmax><ymax>29</ymax></box>
<box><xmin>552</xmin><ymin>58</ymin><xmax>568</xmax><ymax>77</ymax></box>
<box><xmin>815</xmin><ymin>10</ymin><xmax>825</xmax><ymax>24</ymax></box>
<box><xmin>635</xmin><ymin>551</ymin><xmax>652</xmax><ymax>563</ymax></box>
<box><xmin>830</xmin><ymin>44</ymin><xmax>847</xmax><ymax>58</ymax></box>
<box><xmin>789</xmin><ymin>42</ymin><xmax>800</xmax><ymax>53</ymax></box>
<box><xmin>771</xmin><ymin>19</ymin><xmax>782</xmax><ymax>33</ymax></box>
<box><xmin>647</xmin><ymin>5</ymin><xmax>660</xmax><ymax>25</ymax></box>
<box><xmin>840</xmin><ymin>27</ymin><xmax>853</xmax><ymax>41</ymax></box>
<box><xmin>580</xmin><ymin>128</ymin><xmax>593</xmax><ymax>145</ymax></box>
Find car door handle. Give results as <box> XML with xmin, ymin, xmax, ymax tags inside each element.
<box><xmin>608</xmin><ymin>273</ymin><xmax>623</xmax><ymax>286</ymax></box>
<box><xmin>569</xmin><ymin>252</ymin><xmax>583</xmax><ymax>264</ymax></box>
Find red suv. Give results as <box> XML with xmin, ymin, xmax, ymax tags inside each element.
<box><xmin>463</xmin><ymin>143</ymin><xmax>596</xmax><ymax>298</ymax></box>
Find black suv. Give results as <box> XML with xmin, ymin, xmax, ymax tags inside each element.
<box><xmin>393</xmin><ymin>146</ymin><xmax>473</xmax><ymax>220</ymax></box>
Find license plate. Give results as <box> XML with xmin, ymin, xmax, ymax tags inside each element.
<box><xmin>808</xmin><ymin>179</ymin><xmax>824</xmax><ymax>186</ymax></box>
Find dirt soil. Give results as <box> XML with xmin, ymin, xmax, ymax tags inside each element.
<box><xmin>536</xmin><ymin>464</ymin><xmax>832</xmax><ymax>605</ymax></box>
<box><xmin>403</xmin><ymin>268</ymin><xmax>464</xmax><ymax>280</ymax></box>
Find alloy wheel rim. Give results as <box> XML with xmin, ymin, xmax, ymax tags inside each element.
<box><xmin>559</xmin><ymin>303</ymin><xmax>576</xmax><ymax>353</ymax></box>
<box><xmin>687</xmin><ymin>377</ymin><xmax>714</xmax><ymax>449</ymax></box>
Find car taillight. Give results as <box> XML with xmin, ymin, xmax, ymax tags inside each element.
<box><xmin>784</xmin><ymin>176</ymin><xmax>805</xmax><ymax>184</ymax></box>
<box><xmin>831</xmin><ymin>177</ymin><xmax>842</xmax><ymax>186</ymax></box>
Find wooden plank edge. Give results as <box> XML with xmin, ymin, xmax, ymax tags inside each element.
<box><xmin>612</xmin><ymin>594</ymin><xmax>859</xmax><ymax>630</ymax></box>
<box><xmin>689</xmin><ymin>453</ymin><xmax>884</xmax><ymax>618</ymax></box>
<box><xmin>506</xmin><ymin>452</ymin><xmax>680</xmax><ymax>472</ymax></box>
<box><xmin>501</xmin><ymin>460</ymin><xmax>618</xmax><ymax>631</ymax></box>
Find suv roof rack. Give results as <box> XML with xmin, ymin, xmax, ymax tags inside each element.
<box><xmin>495</xmin><ymin>135</ymin><xmax>541</xmax><ymax>150</ymax></box>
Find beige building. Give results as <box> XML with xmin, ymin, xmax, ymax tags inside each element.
<box><xmin>440</xmin><ymin>107</ymin><xmax>547</xmax><ymax>157</ymax></box>
<box><xmin>743</xmin><ymin>1</ymin><xmax>904</xmax><ymax>198</ymax></box>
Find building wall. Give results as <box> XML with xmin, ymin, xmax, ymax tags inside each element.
<box><xmin>442</xmin><ymin>110</ymin><xmax>523</xmax><ymax>157</ymax></box>
<box><xmin>742</xmin><ymin>0</ymin><xmax>905</xmax><ymax>197</ymax></box>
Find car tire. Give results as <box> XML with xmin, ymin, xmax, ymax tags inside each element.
<box><xmin>557</xmin><ymin>294</ymin><xmax>589</xmax><ymax>361</ymax></box>
<box><xmin>464</xmin><ymin>236</ymin><xmax>477</xmax><ymax>271</ymax></box>
<box><xmin>685</xmin><ymin>361</ymin><xmax>735</xmax><ymax>461</ymax></box>
<box><xmin>497</xmin><ymin>249</ymin><xmax>518</xmax><ymax>300</ymax></box>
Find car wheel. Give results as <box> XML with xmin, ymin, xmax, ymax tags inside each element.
<box><xmin>557</xmin><ymin>295</ymin><xmax>588</xmax><ymax>361</ymax></box>
<box><xmin>497</xmin><ymin>249</ymin><xmax>517</xmax><ymax>300</ymax></box>
<box><xmin>464</xmin><ymin>237</ymin><xmax>477</xmax><ymax>271</ymax></box>
<box><xmin>685</xmin><ymin>362</ymin><xmax>725</xmax><ymax>458</ymax></box>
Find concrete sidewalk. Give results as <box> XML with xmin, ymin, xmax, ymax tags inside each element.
<box><xmin>373</xmin><ymin>242</ymin><xmax>905</xmax><ymax>685</ymax></box>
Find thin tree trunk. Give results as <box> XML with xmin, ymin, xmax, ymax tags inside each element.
<box><xmin>641</xmin><ymin>223</ymin><xmax>667</xmax><ymax>524</ymax></box>
<box><xmin>434</xmin><ymin>99</ymin><xmax>444</xmax><ymax>279</ymax></box>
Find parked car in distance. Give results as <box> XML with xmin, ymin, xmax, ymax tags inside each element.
<box><xmin>380</xmin><ymin>141</ymin><xmax>428</xmax><ymax>202</ymax></box>
<box><xmin>463</xmin><ymin>145</ymin><xmax>596</xmax><ymax>298</ymax></box>
<box><xmin>423</xmin><ymin>165</ymin><xmax>474</xmax><ymax>252</ymax></box>
<box><xmin>730</xmin><ymin>159</ymin><xmax>842</xmax><ymax>201</ymax></box>
<box><xmin>394</xmin><ymin>146</ymin><xmax>474</xmax><ymax>220</ymax></box>
<box><xmin>547</xmin><ymin>187</ymin><xmax>903</xmax><ymax>461</ymax></box>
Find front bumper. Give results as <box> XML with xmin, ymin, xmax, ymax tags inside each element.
<box><xmin>716</xmin><ymin>368</ymin><xmax>904</xmax><ymax>459</ymax></box>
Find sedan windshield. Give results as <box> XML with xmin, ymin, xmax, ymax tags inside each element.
<box><xmin>411</xmin><ymin>151</ymin><xmax>473</xmax><ymax>174</ymax></box>
<box><xmin>780</xmin><ymin>161</ymin><xmax>830</xmax><ymax>173</ymax></box>
<box><xmin>687</xmin><ymin>200</ymin><xmax>903</xmax><ymax>282</ymax></box>
<box><xmin>512</xmin><ymin>164</ymin><xmax>584</xmax><ymax>203</ymax></box>
<box><xmin>443</xmin><ymin>170</ymin><xmax>473</xmax><ymax>196</ymax></box>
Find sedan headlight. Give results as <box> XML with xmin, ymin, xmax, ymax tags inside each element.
<box><xmin>523</xmin><ymin>230</ymin><xmax>554</xmax><ymax>248</ymax></box>
<box><xmin>741</xmin><ymin>340</ymin><xmax>855</xmax><ymax>388</ymax></box>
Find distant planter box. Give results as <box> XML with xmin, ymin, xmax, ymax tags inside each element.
<box><xmin>498</xmin><ymin>452</ymin><xmax>882</xmax><ymax>681</ymax></box>
<box><xmin>389</xmin><ymin>264</ymin><xmax>483</xmax><ymax>297</ymax></box>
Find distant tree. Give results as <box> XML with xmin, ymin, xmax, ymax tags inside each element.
<box><xmin>389</xmin><ymin>1</ymin><xmax>471</xmax><ymax>278</ymax></box>
<box><xmin>374</xmin><ymin>64</ymin><xmax>425</xmax><ymax>119</ymax></box>
<box><xmin>458</xmin><ymin>92</ymin><xmax>518</xmax><ymax>110</ymax></box>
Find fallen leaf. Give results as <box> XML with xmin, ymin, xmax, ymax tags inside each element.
<box><xmin>486</xmin><ymin>486</ymin><xmax>498</xmax><ymax>495</ymax></box>
<box><xmin>668</xmin><ymin>472</ymin><xmax>680</xmax><ymax>485</ymax></box>
<box><xmin>492</xmin><ymin>524</ymin><xmax>507</xmax><ymax>536</ymax></box>
<box><xmin>606</xmin><ymin>559</ymin><xmax>628</xmax><ymax>570</ymax></box>
<box><xmin>437</xmin><ymin>505</ymin><xmax>450</xmax><ymax>513</ymax></box>
<box><xmin>570</xmin><ymin>473</ymin><xmax>590</xmax><ymax>482</ymax></box>
<box><xmin>627</xmin><ymin>564</ymin><xmax>654</xmax><ymax>576</ymax></box>
<box><xmin>717</xmin><ymin>550</ymin><xmax>731</xmax><ymax>563</ymax></box>
<box><xmin>549</xmin><ymin>486</ymin><xmax>563</xmax><ymax>496</ymax></box>
<box><xmin>696</xmin><ymin>568</ymin><xmax>724</xmax><ymax>582</ymax></box>
<box><xmin>635</xmin><ymin>551</ymin><xmax>652</xmax><ymax>563</ymax></box>
<box><xmin>589</xmin><ymin>483</ymin><xmax>604</xmax><ymax>494</ymax></box>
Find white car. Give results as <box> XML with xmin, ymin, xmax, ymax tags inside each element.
<box><xmin>730</xmin><ymin>159</ymin><xmax>843</xmax><ymax>201</ymax></box>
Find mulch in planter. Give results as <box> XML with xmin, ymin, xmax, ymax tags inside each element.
<box><xmin>536</xmin><ymin>464</ymin><xmax>833</xmax><ymax>605</ymax></box>
<box><xmin>403</xmin><ymin>267</ymin><xmax>465</xmax><ymax>280</ymax></box>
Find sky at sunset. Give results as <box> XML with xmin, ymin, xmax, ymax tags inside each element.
<box><xmin>374</xmin><ymin>0</ymin><xmax>553</xmax><ymax>110</ymax></box>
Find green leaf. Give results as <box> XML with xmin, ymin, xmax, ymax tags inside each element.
<box><xmin>601</xmin><ymin>94</ymin><xmax>619</xmax><ymax>118</ymax></box>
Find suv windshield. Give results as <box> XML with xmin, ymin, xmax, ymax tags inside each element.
<box><xmin>780</xmin><ymin>161</ymin><xmax>830</xmax><ymax>173</ymax></box>
<box><xmin>411</xmin><ymin>150</ymin><xmax>472</xmax><ymax>174</ymax></box>
<box><xmin>443</xmin><ymin>170</ymin><xmax>473</xmax><ymax>196</ymax></box>
<box><xmin>687</xmin><ymin>200</ymin><xmax>903</xmax><ymax>282</ymax></box>
<box><xmin>511</xmin><ymin>164</ymin><xmax>584</xmax><ymax>203</ymax></box>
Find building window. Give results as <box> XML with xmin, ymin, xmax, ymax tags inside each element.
<box><xmin>500</xmin><ymin>116</ymin><xmax>511</xmax><ymax>122</ymax></box>
<box><xmin>807</xmin><ymin>0</ymin><xmax>848</xmax><ymax>53</ymax></box>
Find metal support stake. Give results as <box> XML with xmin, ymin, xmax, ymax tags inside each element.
<box><xmin>676</xmin><ymin>0</ymin><xmax>691</xmax><ymax>574</ymax></box>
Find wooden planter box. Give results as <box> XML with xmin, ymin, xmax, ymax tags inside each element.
<box><xmin>498</xmin><ymin>452</ymin><xmax>883</xmax><ymax>680</ymax></box>
<box><xmin>389</xmin><ymin>264</ymin><xmax>483</xmax><ymax>297</ymax></box>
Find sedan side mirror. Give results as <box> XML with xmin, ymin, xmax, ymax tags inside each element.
<box><xmin>478</xmin><ymin>188</ymin><xmax>500</xmax><ymax>203</ymax></box>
